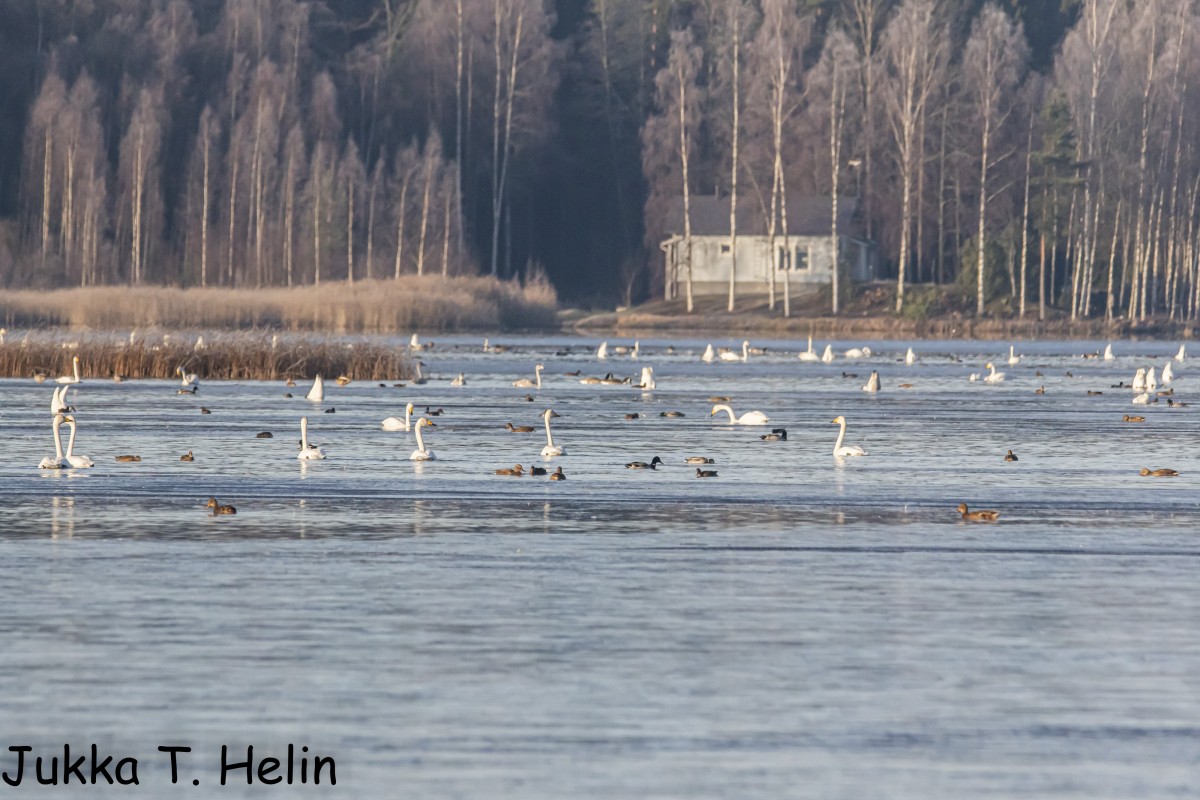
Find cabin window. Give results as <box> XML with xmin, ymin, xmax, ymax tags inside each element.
<box><xmin>794</xmin><ymin>247</ymin><xmax>809</xmax><ymax>271</ymax></box>
<box><xmin>778</xmin><ymin>246</ymin><xmax>809</xmax><ymax>271</ymax></box>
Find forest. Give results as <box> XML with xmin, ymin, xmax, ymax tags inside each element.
<box><xmin>0</xmin><ymin>0</ymin><xmax>1196</xmax><ymax>322</ymax></box>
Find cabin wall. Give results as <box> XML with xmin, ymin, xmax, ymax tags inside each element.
<box><xmin>668</xmin><ymin>235</ymin><xmax>840</xmax><ymax>295</ymax></box>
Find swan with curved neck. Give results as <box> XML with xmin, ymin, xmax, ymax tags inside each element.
<box><xmin>177</xmin><ymin>366</ymin><xmax>198</xmax><ymax>386</ymax></box>
<box><xmin>307</xmin><ymin>375</ymin><xmax>325</xmax><ymax>402</ymax></box>
<box><xmin>410</xmin><ymin>417</ymin><xmax>436</xmax><ymax>460</ymax></box>
<box><xmin>983</xmin><ymin>362</ymin><xmax>1005</xmax><ymax>383</ymax></box>
<box><xmin>382</xmin><ymin>402</ymin><xmax>415</xmax><ymax>431</ymax></box>
<box><xmin>541</xmin><ymin>409</ymin><xmax>565</xmax><ymax>456</ymax></box>
<box><xmin>38</xmin><ymin>414</ymin><xmax>67</xmax><ymax>469</ymax></box>
<box><xmin>56</xmin><ymin>356</ymin><xmax>82</xmax><ymax>384</ymax></box>
<box><xmin>512</xmin><ymin>364</ymin><xmax>544</xmax><ymax>389</ymax></box>
<box><xmin>831</xmin><ymin>415</ymin><xmax>867</xmax><ymax>457</ymax></box>
<box><xmin>63</xmin><ymin>416</ymin><xmax>95</xmax><ymax>467</ymax></box>
<box><xmin>297</xmin><ymin>416</ymin><xmax>326</xmax><ymax>459</ymax></box>
<box><xmin>798</xmin><ymin>335</ymin><xmax>819</xmax><ymax>361</ymax></box>
<box><xmin>720</xmin><ymin>341</ymin><xmax>749</xmax><ymax>362</ymax></box>
<box><xmin>710</xmin><ymin>403</ymin><xmax>769</xmax><ymax>425</ymax></box>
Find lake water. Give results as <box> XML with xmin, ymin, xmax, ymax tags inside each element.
<box><xmin>2</xmin><ymin>334</ymin><xmax>1198</xmax><ymax>798</ymax></box>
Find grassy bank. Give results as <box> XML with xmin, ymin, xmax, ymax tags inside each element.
<box><xmin>572</xmin><ymin>286</ymin><xmax>1197</xmax><ymax>340</ymax></box>
<box><xmin>0</xmin><ymin>276</ymin><xmax>558</xmax><ymax>333</ymax></box>
<box><xmin>0</xmin><ymin>331</ymin><xmax>410</xmax><ymax>381</ymax></box>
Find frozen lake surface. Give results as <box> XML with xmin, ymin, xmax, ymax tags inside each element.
<box><xmin>1</xmin><ymin>334</ymin><xmax>1198</xmax><ymax>797</ymax></box>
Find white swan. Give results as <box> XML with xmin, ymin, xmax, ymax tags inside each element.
<box><xmin>844</xmin><ymin>346</ymin><xmax>871</xmax><ymax>358</ymax></box>
<box><xmin>1132</xmin><ymin>392</ymin><xmax>1152</xmax><ymax>405</ymax></box>
<box><xmin>409</xmin><ymin>333</ymin><xmax>427</xmax><ymax>351</ymax></box>
<box><xmin>821</xmin><ymin>344</ymin><xmax>834</xmax><ymax>363</ymax></box>
<box><xmin>983</xmin><ymin>362</ymin><xmax>1005</xmax><ymax>383</ymax></box>
<box><xmin>905</xmin><ymin>347</ymin><xmax>916</xmax><ymax>365</ymax></box>
<box><xmin>1132</xmin><ymin>368</ymin><xmax>1147</xmax><ymax>392</ymax></box>
<box><xmin>596</xmin><ymin>341</ymin><xmax>608</xmax><ymax>360</ymax></box>
<box><xmin>382</xmin><ymin>402</ymin><xmax>415</xmax><ymax>431</ymax></box>
<box><xmin>177</xmin><ymin>365</ymin><xmax>198</xmax><ymax>386</ymax></box>
<box><xmin>1007</xmin><ymin>345</ymin><xmax>1020</xmax><ymax>366</ymax></box>
<box><xmin>63</xmin><ymin>416</ymin><xmax>95</xmax><ymax>468</ymax></box>
<box><xmin>862</xmin><ymin>370</ymin><xmax>881</xmax><ymax>393</ymax></box>
<box><xmin>50</xmin><ymin>385</ymin><xmax>70</xmax><ymax>415</ymax></box>
<box><xmin>512</xmin><ymin>364</ymin><xmax>544</xmax><ymax>389</ymax></box>
<box><xmin>1103</xmin><ymin>343</ymin><xmax>1114</xmax><ymax>361</ymax></box>
<box><xmin>1162</xmin><ymin>361</ymin><xmax>1174</xmax><ymax>384</ymax></box>
<box><xmin>56</xmin><ymin>355</ymin><xmax>82</xmax><ymax>384</ymax></box>
<box><xmin>194</xmin><ymin>335</ymin><xmax>205</xmax><ymax>351</ymax></box>
<box><xmin>831</xmin><ymin>415</ymin><xmax>868</xmax><ymax>457</ymax></box>
<box><xmin>483</xmin><ymin>337</ymin><xmax>491</xmax><ymax>352</ymax></box>
<box><xmin>451</xmin><ymin>372</ymin><xmax>467</xmax><ymax>387</ymax></box>
<box><xmin>639</xmin><ymin>366</ymin><xmax>656</xmax><ymax>390</ymax></box>
<box><xmin>710</xmin><ymin>403</ymin><xmax>770</xmax><ymax>425</ymax></box>
<box><xmin>969</xmin><ymin>372</ymin><xmax>980</xmax><ymax>382</ymax></box>
<box><xmin>702</xmin><ymin>344</ymin><xmax>715</xmax><ymax>363</ymax></box>
<box><xmin>798</xmin><ymin>336</ymin><xmax>820</xmax><ymax>362</ymax></box>
<box><xmin>631</xmin><ymin>341</ymin><xmax>640</xmax><ymax>360</ymax></box>
<box><xmin>38</xmin><ymin>414</ymin><xmax>67</xmax><ymax>469</ymax></box>
<box><xmin>720</xmin><ymin>340</ymin><xmax>749</xmax><ymax>362</ymax></box>
<box><xmin>1176</xmin><ymin>344</ymin><xmax>1186</xmax><ymax>362</ymax></box>
<box><xmin>540</xmin><ymin>409</ymin><xmax>566</xmax><ymax>457</ymax></box>
<box><xmin>1146</xmin><ymin>366</ymin><xmax>1158</xmax><ymax>393</ymax></box>
<box><xmin>297</xmin><ymin>416</ymin><xmax>326</xmax><ymax>459</ymax></box>
<box><xmin>307</xmin><ymin>375</ymin><xmax>325</xmax><ymax>402</ymax></box>
<box><xmin>410</xmin><ymin>417</ymin><xmax>436</xmax><ymax>461</ymax></box>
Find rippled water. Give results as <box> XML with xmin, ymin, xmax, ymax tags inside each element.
<box><xmin>2</xmin><ymin>334</ymin><xmax>1198</xmax><ymax>798</ymax></box>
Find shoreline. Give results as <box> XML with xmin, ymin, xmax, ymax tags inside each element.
<box><xmin>564</xmin><ymin>309</ymin><xmax>1196</xmax><ymax>342</ymax></box>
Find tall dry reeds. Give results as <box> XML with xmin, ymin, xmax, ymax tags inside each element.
<box><xmin>0</xmin><ymin>331</ymin><xmax>410</xmax><ymax>381</ymax></box>
<box><xmin>0</xmin><ymin>276</ymin><xmax>558</xmax><ymax>332</ymax></box>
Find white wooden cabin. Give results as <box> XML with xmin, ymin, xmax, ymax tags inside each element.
<box><xmin>660</xmin><ymin>195</ymin><xmax>875</xmax><ymax>299</ymax></box>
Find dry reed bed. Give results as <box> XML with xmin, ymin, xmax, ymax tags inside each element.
<box><xmin>0</xmin><ymin>276</ymin><xmax>558</xmax><ymax>332</ymax></box>
<box><xmin>0</xmin><ymin>332</ymin><xmax>410</xmax><ymax>381</ymax></box>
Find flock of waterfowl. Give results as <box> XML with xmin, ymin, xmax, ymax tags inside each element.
<box><xmin>25</xmin><ymin>333</ymin><xmax>1193</xmax><ymax>522</ymax></box>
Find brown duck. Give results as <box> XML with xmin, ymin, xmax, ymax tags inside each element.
<box><xmin>957</xmin><ymin>503</ymin><xmax>1000</xmax><ymax>522</ymax></box>
<box><xmin>206</xmin><ymin>497</ymin><xmax>237</xmax><ymax>516</ymax></box>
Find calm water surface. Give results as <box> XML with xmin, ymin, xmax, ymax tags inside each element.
<box><xmin>1</xmin><ymin>334</ymin><xmax>1198</xmax><ymax>798</ymax></box>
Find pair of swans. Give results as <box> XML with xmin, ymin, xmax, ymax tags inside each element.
<box><xmin>513</xmin><ymin>364</ymin><xmax>544</xmax><ymax>389</ymax></box>
<box><xmin>971</xmin><ymin>363</ymin><xmax>1005</xmax><ymax>383</ymax></box>
<box><xmin>710</xmin><ymin>403</ymin><xmax>769</xmax><ymax>425</ymax></box>
<box><xmin>382</xmin><ymin>402</ymin><xmax>416</xmax><ymax>431</ymax></box>
<box><xmin>39</xmin><ymin>412</ymin><xmax>94</xmax><ymax>469</ymax></box>
<box><xmin>1132</xmin><ymin>367</ymin><xmax>1158</xmax><ymax>393</ymax></box>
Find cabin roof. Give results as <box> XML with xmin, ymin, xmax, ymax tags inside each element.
<box><xmin>663</xmin><ymin>194</ymin><xmax>858</xmax><ymax>238</ymax></box>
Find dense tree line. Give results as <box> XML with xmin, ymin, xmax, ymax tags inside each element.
<box><xmin>0</xmin><ymin>0</ymin><xmax>1197</xmax><ymax>321</ymax></box>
